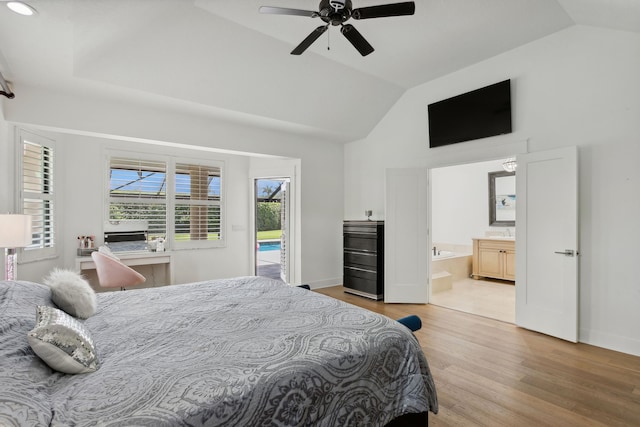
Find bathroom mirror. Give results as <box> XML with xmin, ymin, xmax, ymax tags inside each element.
<box><xmin>489</xmin><ymin>171</ymin><xmax>516</xmax><ymax>226</ymax></box>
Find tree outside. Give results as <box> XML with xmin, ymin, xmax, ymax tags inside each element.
<box><xmin>256</xmin><ymin>202</ymin><xmax>280</xmax><ymax>232</ymax></box>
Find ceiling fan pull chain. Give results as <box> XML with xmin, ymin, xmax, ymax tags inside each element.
<box><xmin>327</xmin><ymin>26</ymin><xmax>331</xmax><ymax>51</ymax></box>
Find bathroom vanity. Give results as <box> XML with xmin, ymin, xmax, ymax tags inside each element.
<box><xmin>472</xmin><ymin>237</ymin><xmax>515</xmax><ymax>282</ymax></box>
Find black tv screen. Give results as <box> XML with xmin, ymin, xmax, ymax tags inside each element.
<box><xmin>428</xmin><ymin>80</ymin><xmax>512</xmax><ymax>148</ymax></box>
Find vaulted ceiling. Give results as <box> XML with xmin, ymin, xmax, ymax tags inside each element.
<box><xmin>1</xmin><ymin>0</ymin><xmax>638</xmax><ymax>142</ymax></box>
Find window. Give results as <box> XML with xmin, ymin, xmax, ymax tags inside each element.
<box><xmin>174</xmin><ymin>163</ymin><xmax>222</xmax><ymax>243</ymax></box>
<box><xmin>108</xmin><ymin>153</ymin><xmax>224</xmax><ymax>249</ymax></box>
<box><xmin>19</xmin><ymin>132</ymin><xmax>56</xmax><ymax>260</ymax></box>
<box><xmin>109</xmin><ymin>157</ymin><xmax>167</xmax><ymax>240</ymax></box>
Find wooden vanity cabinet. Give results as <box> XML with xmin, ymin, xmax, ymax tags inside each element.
<box><xmin>472</xmin><ymin>238</ymin><xmax>515</xmax><ymax>282</ymax></box>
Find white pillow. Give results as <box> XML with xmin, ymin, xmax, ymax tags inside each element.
<box><xmin>44</xmin><ymin>269</ymin><xmax>97</xmax><ymax>319</ymax></box>
<box><xmin>27</xmin><ymin>306</ymin><xmax>99</xmax><ymax>374</ymax></box>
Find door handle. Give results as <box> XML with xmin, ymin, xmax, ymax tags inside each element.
<box><xmin>554</xmin><ymin>249</ymin><xmax>575</xmax><ymax>256</ymax></box>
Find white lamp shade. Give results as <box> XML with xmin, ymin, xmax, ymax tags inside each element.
<box><xmin>0</xmin><ymin>214</ymin><xmax>33</xmax><ymax>248</ymax></box>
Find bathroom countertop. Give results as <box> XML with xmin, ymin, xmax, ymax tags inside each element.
<box><xmin>473</xmin><ymin>236</ymin><xmax>515</xmax><ymax>241</ymax></box>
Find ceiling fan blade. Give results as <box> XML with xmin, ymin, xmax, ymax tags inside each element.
<box><xmin>352</xmin><ymin>2</ymin><xmax>415</xmax><ymax>20</ymax></box>
<box><xmin>291</xmin><ymin>25</ymin><xmax>329</xmax><ymax>55</ymax></box>
<box><xmin>259</xmin><ymin>6</ymin><xmax>318</xmax><ymax>18</ymax></box>
<box><xmin>340</xmin><ymin>24</ymin><xmax>374</xmax><ymax>56</ymax></box>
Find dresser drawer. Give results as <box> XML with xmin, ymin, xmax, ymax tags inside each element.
<box><xmin>344</xmin><ymin>265</ymin><xmax>376</xmax><ymax>281</ymax></box>
<box><xmin>344</xmin><ymin>224</ymin><xmax>378</xmax><ymax>234</ymax></box>
<box><xmin>344</xmin><ymin>235</ymin><xmax>378</xmax><ymax>252</ymax></box>
<box><xmin>344</xmin><ymin>251</ymin><xmax>377</xmax><ymax>269</ymax></box>
<box><xmin>343</xmin><ymin>274</ymin><xmax>380</xmax><ymax>296</ymax></box>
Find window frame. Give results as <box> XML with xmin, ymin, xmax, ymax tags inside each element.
<box><xmin>16</xmin><ymin>130</ymin><xmax>57</xmax><ymax>262</ymax></box>
<box><xmin>106</xmin><ymin>151</ymin><xmax>226</xmax><ymax>251</ymax></box>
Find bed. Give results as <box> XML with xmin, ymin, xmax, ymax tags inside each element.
<box><xmin>0</xmin><ymin>276</ymin><xmax>438</xmax><ymax>426</ymax></box>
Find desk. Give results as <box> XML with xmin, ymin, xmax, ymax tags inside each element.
<box><xmin>76</xmin><ymin>251</ymin><xmax>174</xmax><ymax>290</ymax></box>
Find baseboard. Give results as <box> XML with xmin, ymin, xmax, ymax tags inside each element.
<box><xmin>307</xmin><ymin>277</ymin><xmax>341</xmax><ymax>290</ymax></box>
<box><xmin>580</xmin><ymin>328</ymin><xmax>640</xmax><ymax>357</ymax></box>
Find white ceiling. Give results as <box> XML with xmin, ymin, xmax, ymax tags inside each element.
<box><xmin>0</xmin><ymin>0</ymin><xmax>638</xmax><ymax>143</ymax></box>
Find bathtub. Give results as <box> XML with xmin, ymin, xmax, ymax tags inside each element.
<box><xmin>433</xmin><ymin>250</ymin><xmax>455</xmax><ymax>260</ymax></box>
<box><xmin>431</xmin><ymin>250</ymin><xmax>472</xmax><ymax>281</ymax></box>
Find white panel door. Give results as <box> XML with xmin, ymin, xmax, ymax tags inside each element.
<box><xmin>516</xmin><ymin>146</ymin><xmax>579</xmax><ymax>342</ymax></box>
<box><xmin>384</xmin><ymin>168</ymin><xmax>428</xmax><ymax>303</ymax></box>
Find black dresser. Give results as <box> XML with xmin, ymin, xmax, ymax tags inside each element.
<box><xmin>343</xmin><ymin>221</ymin><xmax>384</xmax><ymax>300</ymax></box>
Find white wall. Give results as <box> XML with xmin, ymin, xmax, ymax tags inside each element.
<box><xmin>0</xmin><ymin>104</ymin><xmax>10</xmax><ymax>212</ymax></box>
<box><xmin>59</xmin><ymin>134</ymin><xmax>256</xmax><ymax>284</ymax></box>
<box><xmin>344</xmin><ymin>26</ymin><xmax>640</xmax><ymax>356</ymax></box>
<box><xmin>432</xmin><ymin>159</ymin><xmax>506</xmax><ymax>247</ymax></box>
<box><xmin>1</xmin><ymin>90</ymin><xmax>344</xmax><ymax>288</ymax></box>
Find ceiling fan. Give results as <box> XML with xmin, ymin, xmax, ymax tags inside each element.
<box><xmin>259</xmin><ymin>0</ymin><xmax>415</xmax><ymax>56</ymax></box>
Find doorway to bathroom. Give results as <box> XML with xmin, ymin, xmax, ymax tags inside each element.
<box><xmin>429</xmin><ymin>158</ymin><xmax>515</xmax><ymax>323</ymax></box>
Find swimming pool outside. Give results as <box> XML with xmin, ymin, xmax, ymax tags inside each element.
<box><xmin>258</xmin><ymin>241</ymin><xmax>281</xmax><ymax>252</ymax></box>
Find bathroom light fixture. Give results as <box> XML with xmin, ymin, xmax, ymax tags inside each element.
<box><xmin>502</xmin><ymin>157</ymin><xmax>517</xmax><ymax>173</ymax></box>
<box><xmin>6</xmin><ymin>1</ymin><xmax>37</xmax><ymax>16</ymax></box>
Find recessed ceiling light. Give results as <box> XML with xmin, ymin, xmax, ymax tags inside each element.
<box><xmin>6</xmin><ymin>2</ymin><xmax>37</xmax><ymax>16</ymax></box>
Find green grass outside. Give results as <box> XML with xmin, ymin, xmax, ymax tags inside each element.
<box><xmin>257</xmin><ymin>230</ymin><xmax>282</xmax><ymax>240</ymax></box>
<box><xmin>174</xmin><ymin>233</ymin><xmax>220</xmax><ymax>241</ymax></box>
<box><xmin>171</xmin><ymin>230</ymin><xmax>280</xmax><ymax>241</ymax></box>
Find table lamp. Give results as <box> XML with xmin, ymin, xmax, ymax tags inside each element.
<box><xmin>0</xmin><ymin>214</ymin><xmax>32</xmax><ymax>280</ymax></box>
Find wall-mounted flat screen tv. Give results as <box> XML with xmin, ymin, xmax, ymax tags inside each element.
<box><xmin>428</xmin><ymin>79</ymin><xmax>512</xmax><ymax>148</ymax></box>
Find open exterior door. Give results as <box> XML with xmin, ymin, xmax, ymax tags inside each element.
<box><xmin>384</xmin><ymin>168</ymin><xmax>428</xmax><ymax>303</ymax></box>
<box><xmin>516</xmin><ymin>146</ymin><xmax>579</xmax><ymax>342</ymax></box>
<box><xmin>279</xmin><ymin>180</ymin><xmax>289</xmax><ymax>282</ymax></box>
<box><xmin>254</xmin><ymin>177</ymin><xmax>290</xmax><ymax>283</ymax></box>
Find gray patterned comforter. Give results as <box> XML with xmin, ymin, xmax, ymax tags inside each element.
<box><xmin>0</xmin><ymin>277</ymin><xmax>437</xmax><ymax>426</ymax></box>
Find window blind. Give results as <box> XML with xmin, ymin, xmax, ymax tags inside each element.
<box><xmin>22</xmin><ymin>141</ymin><xmax>55</xmax><ymax>250</ymax></box>
<box><xmin>174</xmin><ymin>163</ymin><xmax>222</xmax><ymax>241</ymax></box>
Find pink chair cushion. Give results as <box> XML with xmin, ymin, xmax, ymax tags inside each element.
<box><xmin>91</xmin><ymin>251</ymin><xmax>146</xmax><ymax>288</ymax></box>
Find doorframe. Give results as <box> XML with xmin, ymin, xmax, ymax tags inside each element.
<box><xmin>253</xmin><ymin>177</ymin><xmax>291</xmax><ymax>282</ymax></box>
<box><xmin>423</xmin><ymin>139</ymin><xmax>529</xmax><ymax>304</ymax></box>
<box><xmin>427</xmin><ymin>157</ymin><xmax>516</xmax><ymax>312</ymax></box>
<box><xmin>248</xmin><ymin>161</ymin><xmax>301</xmax><ymax>285</ymax></box>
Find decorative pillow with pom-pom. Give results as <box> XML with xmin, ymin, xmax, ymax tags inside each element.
<box><xmin>44</xmin><ymin>269</ymin><xmax>97</xmax><ymax>319</ymax></box>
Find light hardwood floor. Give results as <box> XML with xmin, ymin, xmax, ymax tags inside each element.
<box><xmin>430</xmin><ymin>278</ymin><xmax>515</xmax><ymax>323</ymax></box>
<box><xmin>315</xmin><ymin>286</ymin><xmax>640</xmax><ymax>427</ymax></box>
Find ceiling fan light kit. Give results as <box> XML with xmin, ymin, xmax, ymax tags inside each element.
<box><xmin>260</xmin><ymin>0</ymin><xmax>415</xmax><ymax>56</ymax></box>
<box><xmin>5</xmin><ymin>1</ymin><xmax>37</xmax><ymax>16</ymax></box>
